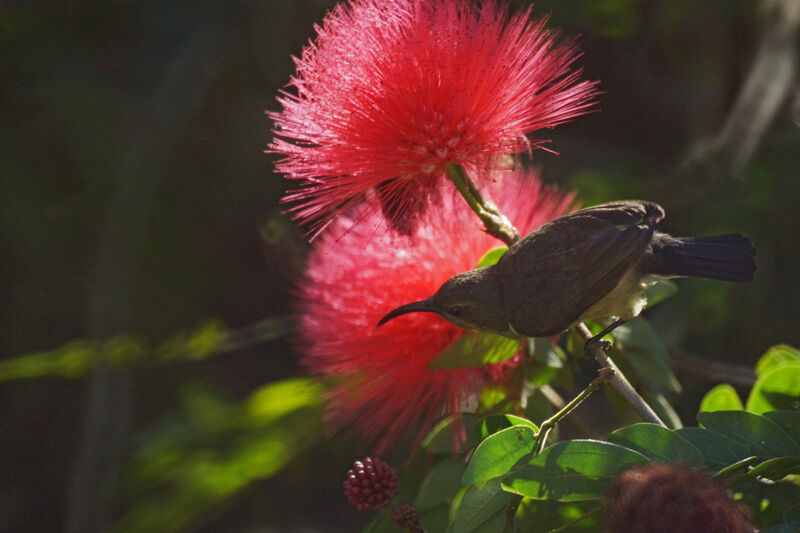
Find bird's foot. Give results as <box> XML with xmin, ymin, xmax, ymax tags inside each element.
<box><xmin>585</xmin><ymin>336</ymin><xmax>612</xmax><ymax>353</ymax></box>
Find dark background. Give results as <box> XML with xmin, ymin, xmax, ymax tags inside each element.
<box><xmin>1</xmin><ymin>0</ymin><xmax>798</xmax><ymax>531</ymax></box>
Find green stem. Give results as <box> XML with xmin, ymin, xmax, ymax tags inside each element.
<box><xmin>534</xmin><ymin>369</ymin><xmax>612</xmax><ymax>454</ymax></box>
<box><xmin>445</xmin><ymin>163</ymin><xmax>520</xmax><ymax>246</ymax></box>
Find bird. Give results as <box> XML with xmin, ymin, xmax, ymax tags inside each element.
<box><xmin>378</xmin><ymin>200</ymin><xmax>756</xmax><ymax>344</ymax></box>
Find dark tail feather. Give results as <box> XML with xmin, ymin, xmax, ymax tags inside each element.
<box><xmin>650</xmin><ymin>233</ymin><xmax>756</xmax><ymax>282</ymax></box>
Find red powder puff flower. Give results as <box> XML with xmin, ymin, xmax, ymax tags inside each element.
<box><xmin>296</xmin><ymin>168</ymin><xmax>575</xmax><ymax>452</ymax></box>
<box><xmin>270</xmin><ymin>0</ymin><xmax>596</xmax><ymax>237</ymax></box>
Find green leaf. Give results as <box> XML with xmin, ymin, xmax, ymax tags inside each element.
<box><xmin>463</xmin><ymin>426</ymin><xmax>536</xmax><ymax>487</ymax></box>
<box><xmin>245</xmin><ymin>378</ymin><xmax>322</xmax><ymax>424</ymax></box>
<box><xmin>502</xmin><ymin>440</ymin><xmax>648</xmax><ymax>501</ymax></box>
<box><xmin>186</xmin><ymin>320</ymin><xmax>229</xmax><ymax>359</ymax></box>
<box><xmin>529</xmin><ymin>337</ymin><xmax>566</xmax><ymax>368</ymax></box>
<box><xmin>761</xmin><ymin>522</ymin><xmax>800</xmax><ymax>533</ymax></box>
<box><xmin>475</xmin><ymin>414</ymin><xmax>538</xmax><ymax>440</ymax></box>
<box><xmin>430</xmin><ymin>331</ymin><xmax>521</xmax><ymax>369</ymax></box>
<box><xmin>475</xmin><ymin>246</ymin><xmax>508</xmax><ymax>268</ymax></box>
<box><xmin>452</xmin><ymin>478</ymin><xmax>515</xmax><ymax>533</ymax></box>
<box><xmin>746</xmin><ymin>364</ymin><xmax>800</xmax><ymax>414</ymax></box>
<box><xmin>469</xmin><ymin>506</ymin><xmax>509</xmax><ymax>533</ymax></box>
<box><xmin>756</xmin><ymin>344</ymin><xmax>800</xmax><ymax>376</ymax></box>
<box><xmin>418</xmin><ymin>506</ymin><xmax>450</xmax><ymax>533</ymax></box>
<box><xmin>784</xmin><ymin>501</ymin><xmax>800</xmax><ymax>522</ymax></box>
<box><xmin>699</xmin><ymin>384</ymin><xmax>744</xmax><ymax>412</ymax></box>
<box><xmin>423</xmin><ymin>414</ymin><xmax>480</xmax><ymax>454</ymax></box>
<box><xmin>607</xmin><ymin>423</ymin><xmax>704</xmax><ymax>465</ymax></box>
<box><xmin>611</xmin><ymin>318</ymin><xmax>681</xmax><ymax>393</ymax></box>
<box><xmin>645</xmin><ymin>390</ymin><xmax>683</xmax><ymax>429</ymax></box>
<box><xmin>675</xmin><ymin>427</ymin><xmax>750</xmax><ymax>471</ymax></box>
<box><xmin>712</xmin><ymin>456</ymin><xmax>759</xmax><ymax>482</ymax></box>
<box><xmin>744</xmin><ymin>456</ymin><xmax>800</xmax><ymax>482</ymax></box>
<box><xmin>642</xmin><ymin>280</ymin><xmax>678</xmax><ymax>308</ymax></box>
<box><xmin>764</xmin><ymin>411</ymin><xmax>800</xmax><ymax>445</ymax></box>
<box><xmin>416</xmin><ymin>458</ymin><xmax>467</xmax><ymax>511</ymax></box>
<box><xmin>0</xmin><ymin>339</ymin><xmax>98</xmax><ymax>381</ymax></box>
<box><xmin>697</xmin><ymin>410</ymin><xmax>800</xmax><ymax>458</ymax></box>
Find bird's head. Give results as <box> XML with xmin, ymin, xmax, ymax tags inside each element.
<box><xmin>378</xmin><ymin>266</ymin><xmax>515</xmax><ymax>337</ymax></box>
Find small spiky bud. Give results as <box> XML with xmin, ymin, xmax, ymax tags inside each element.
<box><xmin>392</xmin><ymin>504</ymin><xmax>424</xmax><ymax>532</ymax></box>
<box><xmin>343</xmin><ymin>457</ymin><xmax>399</xmax><ymax>511</ymax></box>
<box><xmin>606</xmin><ymin>462</ymin><xmax>754</xmax><ymax>533</ymax></box>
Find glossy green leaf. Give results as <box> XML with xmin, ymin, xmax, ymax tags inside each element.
<box><xmin>675</xmin><ymin>427</ymin><xmax>750</xmax><ymax>471</ymax></box>
<box><xmin>744</xmin><ymin>456</ymin><xmax>800</xmax><ymax>482</ymax></box>
<box><xmin>502</xmin><ymin>440</ymin><xmax>648</xmax><ymax>501</ymax></box>
<box><xmin>475</xmin><ymin>246</ymin><xmax>508</xmax><ymax>268</ymax></box>
<box><xmin>416</xmin><ymin>458</ymin><xmax>467</xmax><ymax>511</ymax></box>
<box><xmin>475</xmin><ymin>414</ymin><xmax>538</xmax><ymax>440</ymax></box>
<box><xmin>642</xmin><ymin>280</ymin><xmax>678</xmax><ymax>308</ymax></box>
<box><xmin>764</xmin><ymin>411</ymin><xmax>800</xmax><ymax>445</ymax></box>
<box><xmin>452</xmin><ymin>478</ymin><xmax>515</xmax><ymax>533</ymax></box>
<box><xmin>746</xmin><ymin>364</ymin><xmax>800</xmax><ymax>414</ymax></box>
<box><xmin>463</xmin><ymin>426</ymin><xmax>536</xmax><ymax>487</ymax></box>
<box><xmin>697</xmin><ymin>411</ymin><xmax>800</xmax><ymax>458</ymax></box>
<box><xmin>611</xmin><ymin>318</ymin><xmax>681</xmax><ymax>393</ymax></box>
<box><xmin>712</xmin><ymin>456</ymin><xmax>759</xmax><ymax>482</ymax></box>
<box><xmin>700</xmin><ymin>384</ymin><xmax>744</xmax><ymax>412</ymax></box>
<box><xmin>756</xmin><ymin>344</ymin><xmax>800</xmax><ymax>376</ymax></box>
<box><xmin>608</xmin><ymin>423</ymin><xmax>704</xmax><ymax>465</ymax></box>
<box><xmin>429</xmin><ymin>330</ymin><xmax>521</xmax><ymax>369</ymax></box>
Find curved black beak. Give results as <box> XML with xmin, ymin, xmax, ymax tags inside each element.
<box><xmin>377</xmin><ymin>298</ymin><xmax>437</xmax><ymax>327</ymax></box>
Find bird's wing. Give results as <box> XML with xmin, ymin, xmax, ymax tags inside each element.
<box><xmin>497</xmin><ymin>200</ymin><xmax>660</xmax><ymax>336</ymax></box>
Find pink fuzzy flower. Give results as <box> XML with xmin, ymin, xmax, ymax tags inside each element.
<box><xmin>270</xmin><ymin>0</ymin><xmax>596</xmax><ymax>237</ymax></box>
<box><xmin>296</xmin><ymin>168</ymin><xmax>575</xmax><ymax>453</ymax></box>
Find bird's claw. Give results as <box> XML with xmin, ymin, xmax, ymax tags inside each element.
<box><xmin>585</xmin><ymin>337</ymin><xmax>612</xmax><ymax>353</ymax></box>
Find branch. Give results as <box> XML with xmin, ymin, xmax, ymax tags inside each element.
<box><xmin>575</xmin><ymin>324</ymin><xmax>666</xmax><ymax>426</ymax></box>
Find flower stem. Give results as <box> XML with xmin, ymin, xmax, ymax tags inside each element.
<box><xmin>534</xmin><ymin>369</ymin><xmax>612</xmax><ymax>454</ymax></box>
<box><xmin>445</xmin><ymin>163</ymin><xmax>520</xmax><ymax>246</ymax></box>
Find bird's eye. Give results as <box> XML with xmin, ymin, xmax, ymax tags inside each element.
<box><xmin>446</xmin><ymin>305</ymin><xmax>464</xmax><ymax>317</ymax></box>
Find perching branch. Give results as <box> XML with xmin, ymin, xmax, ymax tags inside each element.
<box><xmin>575</xmin><ymin>324</ymin><xmax>666</xmax><ymax>426</ymax></box>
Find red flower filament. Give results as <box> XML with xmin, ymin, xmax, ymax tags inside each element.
<box><xmin>270</xmin><ymin>0</ymin><xmax>596</xmax><ymax>236</ymax></box>
<box><xmin>297</xmin><ymin>169</ymin><xmax>575</xmax><ymax>452</ymax></box>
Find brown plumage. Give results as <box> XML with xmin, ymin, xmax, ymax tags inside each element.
<box><xmin>379</xmin><ymin>200</ymin><xmax>756</xmax><ymax>339</ymax></box>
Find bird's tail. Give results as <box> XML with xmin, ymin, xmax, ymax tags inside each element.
<box><xmin>650</xmin><ymin>233</ymin><xmax>756</xmax><ymax>282</ymax></box>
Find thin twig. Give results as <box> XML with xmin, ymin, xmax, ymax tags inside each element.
<box><xmin>534</xmin><ymin>369</ymin><xmax>612</xmax><ymax>454</ymax></box>
<box><xmin>575</xmin><ymin>324</ymin><xmax>666</xmax><ymax>426</ymax></box>
<box><xmin>670</xmin><ymin>348</ymin><xmax>757</xmax><ymax>387</ymax></box>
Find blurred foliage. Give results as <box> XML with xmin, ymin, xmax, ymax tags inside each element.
<box><xmin>1</xmin><ymin>0</ymin><xmax>798</xmax><ymax>532</ymax></box>
<box><xmin>0</xmin><ymin>318</ymin><xmax>292</xmax><ymax>382</ymax></box>
<box><xmin>115</xmin><ymin>378</ymin><xmax>323</xmax><ymax>533</ymax></box>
